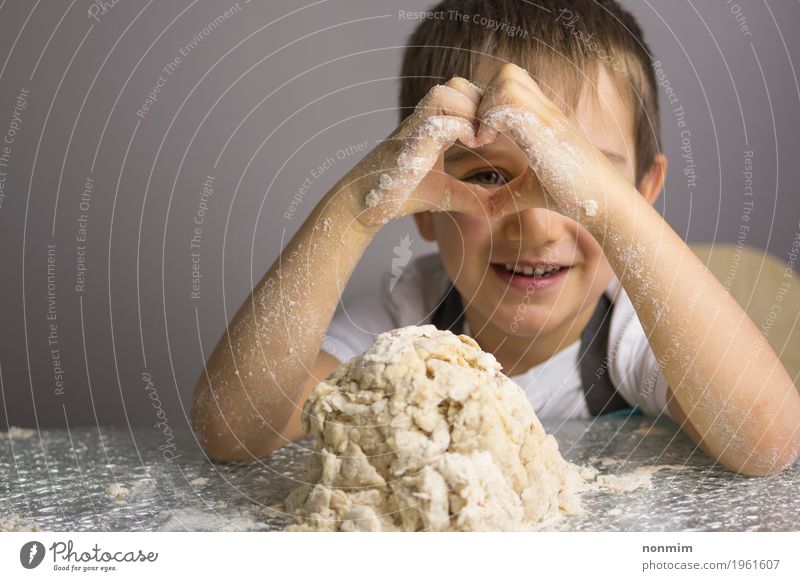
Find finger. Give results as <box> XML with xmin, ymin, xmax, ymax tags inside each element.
<box><xmin>477</xmin><ymin>105</ymin><xmax>537</xmax><ymax>146</ymax></box>
<box><xmin>413</xmin><ymin>77</ymin><xmax>480</xmax><ymax>126</ymax></box>
<box><xmin>476</xmin><ymin>67</ymin><xmax>533</xmax><ymax>116</ymax></box>
<box><xmin>440</xmin><ymin>181</ymin><xmax>494</xmax><ymax>217</ymax></box>
<box><xmin>498</xmin><ymin>62</ymin><xmax>544</xmax><ymax>96</ymax></box>
<box><xmin>406</xmin><ymin>115</ymin><xmax>478</xmax><ymax>159</ymax></box>
<box><xmin>365</xmin><ymin>116</ymin><xmax>477</xmax><ymax>222</ymax></box>
<box><xmin>476</xmin><ymin>88</ymin><xmax>540</xmax><ymax>145</ymax></box>
<box><xmin>486</xmin><ymin>172</ymin><xmax>541</xmax><ymax>217</ymax></box>
<box><xmin>406</xmin><ymin>180</ymin><xmax>492</xmax><ymax>217</ymax></box>
<box><xmin>445</xmin><ymin>76</ymin><xmax>483</xmax><ymax>105</ymax></box>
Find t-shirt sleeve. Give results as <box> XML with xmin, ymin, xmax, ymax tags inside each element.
<box><xmin>320</xmin><ymin>287</ymin><xmax>398</xmax><ymax>364</ymax></box>
<box><xmin>608</xmin><ymin>291</ymin><xmax>673</xmax><ymax>420</ymax></box>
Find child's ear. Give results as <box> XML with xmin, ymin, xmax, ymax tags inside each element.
<box><xmin>413</xmin><ymin>212</ymin><xmax>437</xmax><ymax>241</ymax></box>
<box><xmin>638</xmin><ymin>153</ymin><xmax>668</xmax><ymax>206</ymax></box>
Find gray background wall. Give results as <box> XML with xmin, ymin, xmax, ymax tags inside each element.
<box><xmin>0</xmin><ymin>0</ymin><xmax>798</xmax><ymax>430</ymax></box>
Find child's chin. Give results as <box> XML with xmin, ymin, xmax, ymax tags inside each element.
<box><xmin>506</xmin><ymin>322</ymin><xmax>552</xmax><ymax>338</ymax></box>
<box><xmin>493</xmin><ymin>309</ymin><xmax>554</xmax><ymax>337</ymax></box>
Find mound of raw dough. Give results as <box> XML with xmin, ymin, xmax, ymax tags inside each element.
<box><xmin>284</xmin><ymin>325</ymin><xmax>589</xmax><ymax>531</ymax></box>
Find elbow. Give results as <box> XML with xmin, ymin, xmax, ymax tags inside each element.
<box><xmin>191</xmin><ymin>411</ymin><xmax>258</xmax><ymax>463</ymax></box>
<box><xmin>190</xmin><ymin>380</ymin><xmax>285</xmax><ymax>463</ymax></box>
<box><xmin>190</xmin><ymin>377</ymin><xmax>244</xmax><ymax>463</ymax></box>
<box><xmin>724</xmin><ymin>434</ymin><xmax>800</xmax><ymax>477</ymax></box>
<box><xmin>724</xmin><ymin>396</ymin><xmax>800</xmax><ymax>476</ymax></box>
<box><xmin>732</xmin><ymin>454</ymin><xmax>797</xmax><ymax>477</ymax></box>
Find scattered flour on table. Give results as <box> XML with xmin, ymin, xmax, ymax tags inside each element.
<box><xmin>158</xmin><ymin>508</ymin><xmax>268</xmax><ymax>532</ymax></box>
<box><xmin>0</xmin><ymin>514</ymin><xmax>42</xmax><ymax>531</ymax></box>
<box><xmin>283</xmin><ymin>325</ymin><xmax>594</xmax><ymax>532</ymax></box>
<box><xmin>105</xmin><ymin>479</ymin><xmax>155</xmax><ymax>503</ymax></box>
<box><xmin>105</xmin><ymin>484</ymin><xmax>130</xmax><ymax>502</ymax></box>
<box><xmin>0</xmin><ymin>426</ymin><xmax>36</xmax><ymax>440</ymax></box>
<box><xmin>594</xmin><ymin>465</ymin><xmax>687</xmax><ymax>494</ymax></box>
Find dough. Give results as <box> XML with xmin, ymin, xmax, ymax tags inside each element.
<box><xmin>284</xmin><ymin>325</ymin><xmax>591</xmax><ymax>531</ymax></box>
<box><xmin>106</xmin><ymin>483</ymin><xmax>130</xmax><ymax>502</ymax></box>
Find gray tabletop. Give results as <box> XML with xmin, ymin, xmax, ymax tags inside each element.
<box><xmin>1</xmin><ymin>416</ymin><xmax>798</xmax><ymax>532</ymax></box>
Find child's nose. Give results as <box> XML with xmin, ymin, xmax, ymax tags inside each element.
<box><xmin>500</xmin><ymin>208</ymin><xmax>565</xmax><ymax>247</ymax></box>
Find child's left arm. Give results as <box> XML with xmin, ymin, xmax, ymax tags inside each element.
<box><xmin>477</xmin><ymin>64</ymin><xmax>800</xmax><ymax>476</ymax></box>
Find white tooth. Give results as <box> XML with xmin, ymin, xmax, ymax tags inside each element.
<box><xmin>534</xmin><ymin>266</ymin><xmax>546</xmax><ymax>276</ymax></box>
<box><xmin>522</xmin><ymin>266</ymin><xmax>534</xmax><ymax>276</ymax></box>
<box><xmin>505</xmin><ymin>264</ymin><xmax>514</xmax><ymax>271</ymax></box>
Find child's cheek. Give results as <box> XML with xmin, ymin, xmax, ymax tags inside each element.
<box><xmin>431</xmin><ymin>212</ymin><xmax>492</xmax><ymax>277</ymax></box>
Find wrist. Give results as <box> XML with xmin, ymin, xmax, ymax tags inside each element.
<box><xmin>579</xmin><ymin>180</ymin><xmax>666</xmax><ymax>267</ymax></box>
<box><xmin>567</xmin><ymin>173</ymin><xmax>640</xmax><ymax>236</ymax></box>
<box><xmin>319</xmin><ymin>180</ymin><xmax>383</xmax><ymax>240</ymax></box>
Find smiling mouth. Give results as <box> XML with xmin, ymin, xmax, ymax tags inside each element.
<box><xmin>492</xmin><ymin>262</ymin><xmax>567</xmax><ymax>279</ymax></box>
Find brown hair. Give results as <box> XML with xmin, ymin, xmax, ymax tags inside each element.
<box><xmin>399</xmin><ymin>0</ymin><xmax>661</xmax><ymax>185</ymax></box>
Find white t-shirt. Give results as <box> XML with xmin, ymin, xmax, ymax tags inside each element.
<box><xmin>322</xmin><ymin>253</ymin><xmax>671</xmax><ymax>420</ymax></box>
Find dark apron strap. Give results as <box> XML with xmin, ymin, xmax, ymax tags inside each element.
<box><xmin>430</xmin><ymin>283</ymin><xmax>465</xmax><ymax>334</ymax></box>
<box><xmin>430</xmin><ymin>286</ymin><xmax>629</xmax><ymax>416</ymax></box>
<box><xmin>577</xmin><ymin>293</ymin><xmax>631</xmax><ymax>415</ymax></box>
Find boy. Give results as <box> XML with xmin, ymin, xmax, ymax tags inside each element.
<box><xmin>190</xmin><ymin>0</ymin><xmax>799</xmax><ymax>476</ymax></box>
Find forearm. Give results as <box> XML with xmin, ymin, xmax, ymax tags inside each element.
<box><xmin>587</xmin><ymin>181</ymin><xmax>800</xmax><ymax>474</ymax></box>
<box><xmin>191</xmin><ymin>183</ymin><xmax>377</xmax><ymax>460</ymax></box>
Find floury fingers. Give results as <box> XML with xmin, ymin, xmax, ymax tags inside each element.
<box><xmin>363</xmin><ymin>115</ymin><xmax>479</xmax><ymax>224</ymax></box>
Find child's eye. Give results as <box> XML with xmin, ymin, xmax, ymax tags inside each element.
<box><xmin>462</xmin><ymin>169</ymin><xmax>507</xmax><ymax>186</ymax></box>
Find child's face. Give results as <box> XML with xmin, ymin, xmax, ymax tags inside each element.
<box><xmin>416</xmin><ymin>64</ymin><xmax>649</xmax><ymax>339</ymax></box>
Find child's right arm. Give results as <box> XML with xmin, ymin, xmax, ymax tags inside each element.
<box><xmin>190</xmin><ymin>77</ymin><xmax>487</xmax><ymax>461</ymax></box>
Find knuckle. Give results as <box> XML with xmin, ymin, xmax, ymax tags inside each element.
<box><xmin>445</xmin><ymin>76</ymin><xmax>468</xmax><ymax>87</ymax></box>
<box><xmin>415</xmin><ymin>85</ymin><xmax>445</xmax><ymax>112</ymax></box>
<box><xmin>500</xmin><ymin>62</ymin><xmax>522</xmax><ymax>77</ymax></box>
